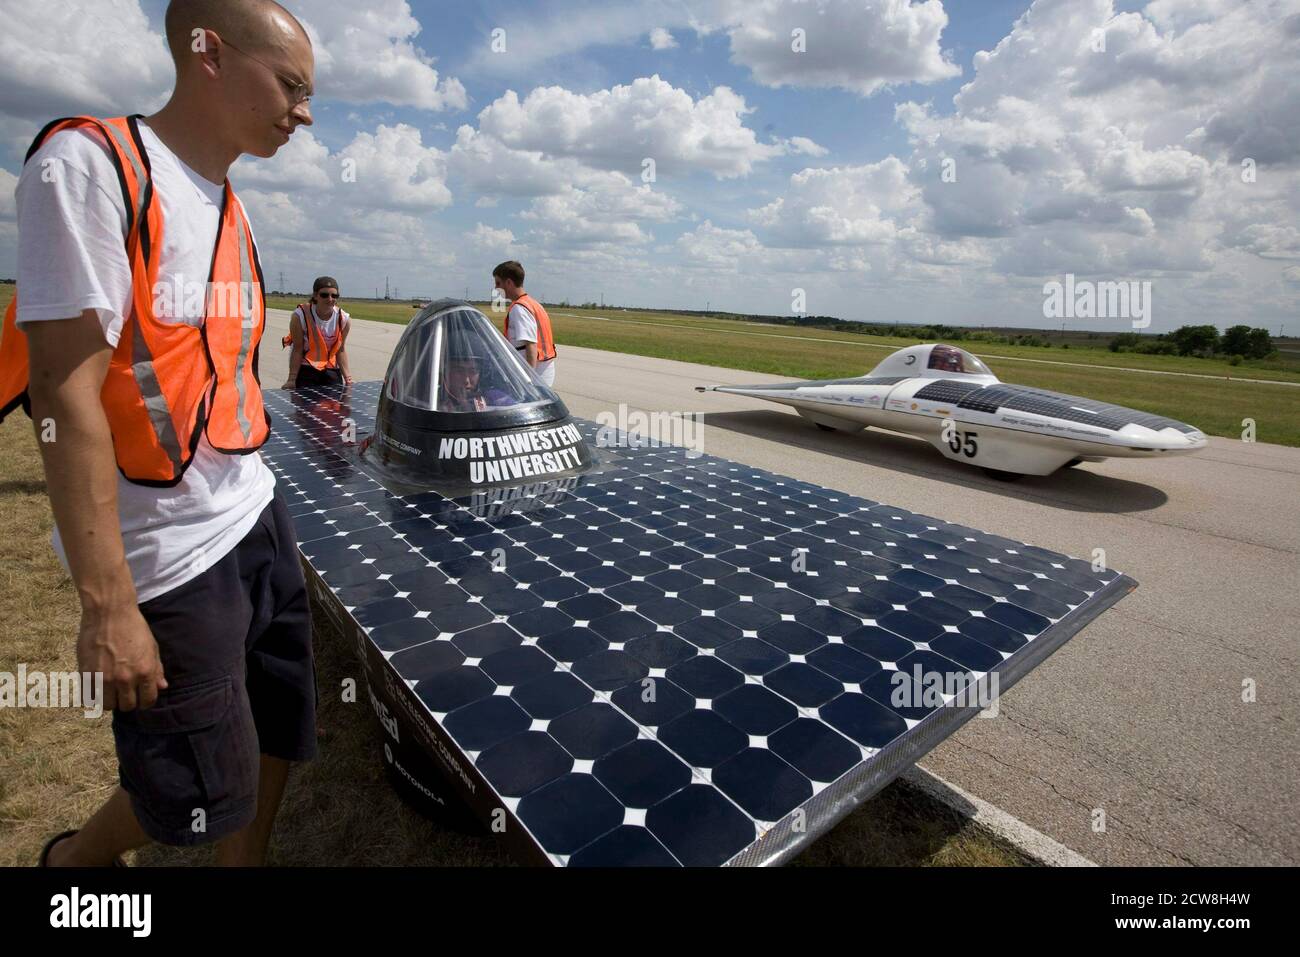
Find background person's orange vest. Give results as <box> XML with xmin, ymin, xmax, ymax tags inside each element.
<box><xmin>0</xmin><ymin>115</ymin><xmax>270</xmax><ymax>487</ymax></box>
<box><xmin>505</xmin><ymin>293</ymin><xmax>557</xmax><ymax>362</ymax></box>
<box><xmin>281</xmin><ymin>303</ymin><xmax>346</xmax><ymax>370</ymax></box>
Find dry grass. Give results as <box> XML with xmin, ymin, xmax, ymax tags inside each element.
<box><xmin>0</xmin><ymin>414</ymin><xmax>1028</xmax><ymax>867</ymax></box>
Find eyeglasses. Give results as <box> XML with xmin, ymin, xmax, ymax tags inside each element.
<box><xmin>316</xmin><ymin>291</ymin><xmax>339</xmax><ymax>299</ymax></box>
<box><xmin>222</xmin><ymin>36</ymin><xmax>313</xmax><ymax>105</ymax></box>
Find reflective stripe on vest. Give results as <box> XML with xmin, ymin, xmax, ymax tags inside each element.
<box><xmin>296</xmin><ymin>303</ymin><xmax>345</xmax><ymax>371</ymax></box>
<box><xmin>0</xmin><ymin>115</ymin><xmax>270</xmax><ymax>486</ymax></box>
<box><xmin>505</xmin><ymin>293</ymin><xmax>557</xmax><ymax>362</ymax></box>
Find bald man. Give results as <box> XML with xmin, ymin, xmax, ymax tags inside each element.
<box><xmin>9</xmin><ymin>0</ymin><xmax>316</xmax><ymax>866</ymax></box>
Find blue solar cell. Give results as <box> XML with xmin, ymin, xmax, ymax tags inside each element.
<box><xmin>568</xmin><ymin>826</ymin><xmax>679</xmax><ymax>867</ymax></box>
<box><xmin>516</xmin><ymin>773</ymin><xmax>626</xmax><ymax>855</ymax></box>
<box><xmin>548</xmin><ymin>702</ymin><xmax>639</xmax><ymax>759</ymax></box>
<box><xmin>712</xmin><ymin>684</ymin><xmax>798</xmax><ymax>735</ymax></box>
<box><xmin>714</xmin><ymin>748</ymin><xmax>813</xmax><ymax>821</ymax></box>
<box><xmin>657</xmin><ymin>709</ymin><xmax>747</xmax><ymax>767</ymax></box>
<box><xmin>443</xmin><ymin>695</ymin><xmax>532</xmax><ymax>751</ymax></box>
<box><xmin>646</xmin><ymin>785</ymin><xmax>755</xmax><ymax>867</ymax></box>
<box><xmin>593</xmin><ymin>739</ymin><xmax>692</xmax><ymax>807</ymax></box>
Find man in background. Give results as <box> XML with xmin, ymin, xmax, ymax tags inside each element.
<box><xmin>492</xmin><ymin>260</ymin><xmax>557</xmax><ymax>387</ymax></box>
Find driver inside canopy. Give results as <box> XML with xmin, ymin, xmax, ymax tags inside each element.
<box><xmin>440</xmin><ymin>352</ymin><xmax>517</xmax><ymax>412</ymax></box>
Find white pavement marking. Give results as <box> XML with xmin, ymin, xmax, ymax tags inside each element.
<box><xmin>903</xmin><ymin>766</ymin><xmax>1096</xmax><ymax>867</ymax></box>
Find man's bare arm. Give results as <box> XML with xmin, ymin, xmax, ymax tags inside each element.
<box><xmin>282</xmin><ymin>312</ymin><xmax>304</xmax><ymax>388</ymax></box>
<box><xmin>523</xmin><ymin>342</ymin><xmax>539</xmax><ymax>367</ymax></box>
<box><xmin>26</xmin><ymin>311</ymin><xmax>167</xmax><ymax>711</ymax></box>
<box><xmin>338</xmin><ymin>320</ymin><xmax>352</xmax><ymax>384</ymax></box>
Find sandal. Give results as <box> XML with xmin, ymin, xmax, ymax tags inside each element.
<box><xmin>38</xmin><ymin>829</ymin><xmax>127</xmax><ymax>867</ymax></box>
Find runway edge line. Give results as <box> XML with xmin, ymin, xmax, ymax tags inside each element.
<box><xmin>902</xmin><ymin>764</ymin><xmax>1098</xmax><ymax>867</ymax></box>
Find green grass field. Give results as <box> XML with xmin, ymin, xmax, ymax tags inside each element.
<box><xmin>265</xmin><ymin>293</ymin><xmax>1300</xmax><ymax>447</ymax></box>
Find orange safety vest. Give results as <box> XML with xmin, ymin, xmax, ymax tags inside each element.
<box><xmin>505</xmin><ymin>292</ymin><xmax>557</xmax><ymax>362</ymax></box>
<box><xmin>0</xmin><ymin>115</ymin><xmax>270</xmax><ymax>487</ymax></box>
<box><xmin>282</xmin><ymin>303</ymin><xmax>346</xmax><ymax>370</ymax></box>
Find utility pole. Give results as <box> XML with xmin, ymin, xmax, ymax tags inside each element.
<box><xmin>278</xmin><ymin>270</ymin><xmax>285</xmax><ymax>294</ymax></box>
<box><xmin>385</xmin><ymin>276</ymin><xmax>390</xmax><ymax>300</ymax></box>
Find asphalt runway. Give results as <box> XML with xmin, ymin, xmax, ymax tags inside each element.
<box><xmin>261</xmin><ymin>308</ymin><xmax>1300</xmax><ymax>866</ymax></box>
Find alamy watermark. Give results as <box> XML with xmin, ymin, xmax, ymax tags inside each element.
<box><xmin>151</xmin><ymin>273</ymin><xmax>260</xmax><ymax>323</ymax></box>
<box><xmin>891</xmin><ymin>666</ymin><xmax>1000</xmax><ymax>718</ymax></box>
<box><xmin>0</xmin><ymin>665</ymin><xmax>104</xmax><ymax>718</ymax></box>
<box><xmin>1043</xmin><ymin>273</ymin><xmax>1152</xmax><ymax>329</ymax></box>
<box><xmin>595</xmin><ymin>403</ymin><xmax>705</xmax><ymax>457</ymax></box>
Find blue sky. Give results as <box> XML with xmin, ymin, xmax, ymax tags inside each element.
<box><xmin>2</xmin><ymin>0</ymin><xmax>1297</xmax><ymax>333</ymax></box>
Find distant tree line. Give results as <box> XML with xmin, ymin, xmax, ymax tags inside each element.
<box><xmin>1109</xmin><ymin>325</ymin><xmax>1276</xmax><ymax>362</ymax></box>
<box><xmin>556</xmin><ymin>301</ymin><xmax>1280</xmax><ymax>362</ymax></box>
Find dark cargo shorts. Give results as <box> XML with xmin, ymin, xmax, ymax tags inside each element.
<box><xmin>293</xmin><ymin>365</ymin><xmax>343</xmax><ymax>389</ymax></box>
<box><xmin>112</xmin><ymin>494</ymin><xmax>317</xmax><ymax>846</ymax></box>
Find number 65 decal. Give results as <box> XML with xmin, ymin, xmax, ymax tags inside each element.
<box><xmin>947</xmin><ymin>429</ymin><xmax>978</xmax><ymax>457</ymax></box>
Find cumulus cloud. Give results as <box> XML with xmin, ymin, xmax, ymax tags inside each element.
<box><xmin>449</xmin><ymin>126</ymin><xmax>590</xmax><ymax>198</ymax></box>
<box><xmin>286</xmin><ymin>0</ymin><xmax>467</xmax><ymax>112</ymax></box>
<box><xmin>717</xmin><ymin>0</ymin><xmax>961</xmax><ymax>96</ymax></box>
<box><xmin>228</xmin><ymin>124</ymin><xmax>454</xmax><ymax>296</ymax></box>
<box><xmin>676</xmin><ymin>220</ymin><xmax>764</xmax><ymax>266</ymax></box>
<box><xmin>470</xmin><ymin>223</ymin><xmax>516</xmax><ymax>249</ymax></box>
<box><xmin>232</xmin><ymin>124</ymin><xmax>452</xmax><ymax>211</ymax></box>
<box><xmin>461</xmin><ymin>1</ymin><xmax>961</xmax><ymax>98</ymax></box>
<box><xmin>338</xmin><ymin>124</ymin><xmax>452</xmax><ymax>211</ymax></box>
<box><xmin>232</xmin><ymin>129</ymin><xmax>334</xmax><ymax>192</ymax></box>
<box><xmin>520</xmin><ymin>180</ymin><xmax>683</xmax><ymax>247</ymax></box>
<box><xmin>649</xmin><ymin>27</ymin><xmax>678</xmax><ymax>49</ymax></box>
<box><xmin>750</xmin><ymin>157</ymin><xmax>920</xmax><ymax>245</ymax></box>
<box><xmin>474</xmin><ymin>77</ymin><xmax>784</xmax><ymax>179</ymax></box>
<box><xmin>785</xmin><ymin>136</ymin><xmax>828</xmax><ymax>157</ymax></box>
<box><xmin>0</xmin><ymin>0</ymin><xmax>171</xmax><ymax>123</ymax></box>
<box><xmin>888</xmin><ymin>0</ymin><xmax>1300</xmax><ymax>281</ymax></box>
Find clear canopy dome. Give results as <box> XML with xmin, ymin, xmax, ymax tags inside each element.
<box><xmin>385</xmin><ymin>301</ymin><xmax>553</xmax><ymax>413</ymax></box>
<box><xmin>867</xmin><ymin>343</ymin><xmax>998</xmax><ymax>381</ymax></box>
<box><xmin>926</xmin><ymin>344</ymin><xmax>992</xmax><ymax>375</ymax></box>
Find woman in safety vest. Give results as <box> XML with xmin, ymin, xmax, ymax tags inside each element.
<box><xmin>282</xmin><ymin>275</ymin><xmax>351</xmax><ymax>388</ymax></box>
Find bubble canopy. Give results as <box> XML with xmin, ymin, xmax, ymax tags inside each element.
<box><xmin>867</xmin><ymin>343</ymin><xmax>998</xmax><ymax>381</ymax></box>
<box><xmin>385</xmin><ymin>301</ymin><xmax>554</xmax><ymax>416</ymax></box>
<box><xmin>362</xmin><ymin>299</ymin><xmax>592</xmax><ymax>487</ymax></box>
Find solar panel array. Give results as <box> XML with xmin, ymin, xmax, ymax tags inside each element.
<box><xmin>263</xmin><ymin>383</ymin><xmax>1134</xmax><ymax>865</ymax></box>
<box><xmin>911</xmin><ymin>379</ymin><xmax>985</xmax><ymax>404</ymax></box>
<box><xmin>906</xmin><ymin>381</ymin><xmax>1202</xmax><ymax>433</ymax></box>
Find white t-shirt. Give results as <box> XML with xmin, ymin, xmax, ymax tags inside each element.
<box><xmin>506</xmin><ymin>301</ymin><xmax>556</xmax><ymax>386</ymax></box>
<box><xmin>15</xmin><ymin>120</ymin><xmax>276</xmax><ymax>603</ymax></box>
<box><xmin>295</xmin><ymin>303</ymin><xmax>349</xmax><ymax>348</ymax></box>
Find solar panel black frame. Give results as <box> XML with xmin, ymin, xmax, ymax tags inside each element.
<box><xmin>264</xmin><ymin>383</ymin><xmax>1136</xmax><ymax>866</ymax></box>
